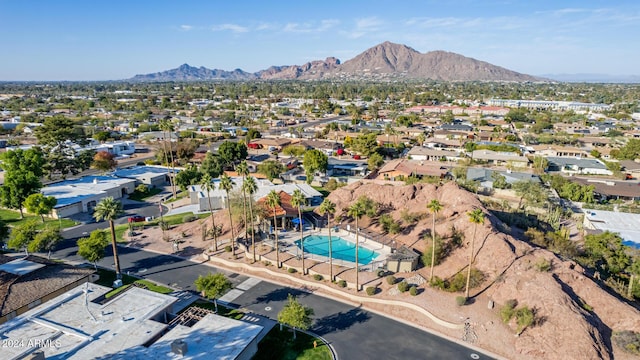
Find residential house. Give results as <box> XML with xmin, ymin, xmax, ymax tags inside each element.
<box><xmin>546</xmin><ymin>157</ymin><xmax>612</xmax><ymax>175</ymax></box>
<box><xmin>471</xmin><ymin>150</ymin><xmax>529</xmax><ymax>168</ymax></box>
<box><xmin>573</xmin><ymin>178</ymin><xmax>640</xmax><ymax>201</ymax></box>
<box><xmin>406</xmin><ymin>147</ymin><xmax>461</xmax><ymax>162</ymax></box>
<box><xmin>531</xmin><ymin>145</ymin><xmax>589</xmax><ymax>158</ymax></box>
<box><xmin>376</xmin><ymin>159</ymin><xmax>450</xmax><ymax>181</ymax></box>
<box><xmin>466</xmin><ymin>168</ymin><xmax>540</xmax><ymax>189</ymax></box>
<box><xmin>327</xmin><ymin>158</ymin><xmax>368</xmax><ymax>177</ymax></box>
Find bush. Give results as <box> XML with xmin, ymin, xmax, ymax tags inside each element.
<box><xmin>421</xmin><ymin>236</ymin><xmax>444</xmax><ymax>267</ymax></box>
<box><xmin>409</xmin><ymin>286</ymin><xmax>418</xmax><ymax>296</ymax></box>
<box><xmin>429</xmin><ymin>276</ymin><xmax>446</xmax><ymax>290</ymax></box>
<box><xmin>397</xmin><ymin>281</ymin><xmax>409</xmax><ymax>293</ymax></box>
<box><xmin>287</xmin><ymin>268</ymin><xmax>297</xmax><ymax>273</ymax></box>
<box><xmin>135</xmin><ymin>184</ymin><xmax>149</xmax><ymax>194</ymax></box>
<box><xmin>534</xmin><ymin>257</ymin><xmax>552</xmax><ymax>272</ymax></box>
<box><xmin>515</xmin><ymin>306</ymin><xmax>534</xmax><ymax>334</ymax></box>
<box><xmin>456</xmin><ymin>296</ymin><xmax>467</xmax><ymax>306</ymax></box>
<box><xmin>500</xmin><ymin>300</ymin><xmax>518</xmax><ymax>323</ymax></box>
<box><xmin>313</xmin><ymin>274</ymin><xmax>323</xmax><ymax>281</ymax></box>
<box><xmin>376</xmin><ymin>269</ymin><xmax>386</xmax><ymax>277</ymax></box>
<box><xmin>366</xmin><ymin>286</ymin><xmax>377</xmax><ymax>296</ymax></box>
<box><xmin>158</xmin><ymin>221</ymin><xmax>170</xmax><ymax>231</ymax></box>
<box><xmin>337</xmin><ymin>280</ymin><xmax>347</xmax><ymax>288</ymax></box>
<box><xmin>380</xmin><ymin>214</ymin><xmax>401</xmax><ymax>234</ymax></box>
<box><xmin>224</xmin><ymin>245</ymin><xmax>232</xmax><ymax>252</ymax></box>
<box><xmin>613</xmin><ymin>330</ymin><xmax>640</xmax><ymax>355</ymax></box>
<box><xmin>182</xmin><ymin>214</ymin><xmax>198</xmax><ymax>223</ymax></box>
<box><xmin>386</xmin><ymin>275</ymin><xmax>397</xmax><ymax>285</ymax></box>
<box><xmin>446</xmin><ymin>269</ymin><xmax>485</xmax><ymax>292</ymax></box>
<box><xmin>325</xmin><ymin>178</ymin><xmax>339</xmax><ymax>191</ymax></box>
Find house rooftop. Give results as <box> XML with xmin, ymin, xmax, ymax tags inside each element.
<box><xmin>546</xmin><ymin>157</ymin><xmax>608</xmax><ymax>170</ymax></box>
<box><xmin>585</xmin><ymin>210</ymin><xmax>640</xmax><ymax>249</ymax></box>
<box><xmin>41</xmin><ymin>175</ymin><xmax>136</xmax><ymax>208</ymax></box>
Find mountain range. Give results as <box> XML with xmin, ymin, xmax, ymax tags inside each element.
<box><xmin>129</xmin><ymin>41</ymin><xmax>543</xmax><ymax>82</ymax></box>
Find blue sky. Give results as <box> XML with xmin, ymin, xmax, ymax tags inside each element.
<box><xmin>1</xmin><ymin>0</ymin><xmax>639</xmax><ymax>81</ymax></box>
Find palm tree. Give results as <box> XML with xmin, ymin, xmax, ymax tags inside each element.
<box><xmin>219</xmin><ymin>173</ymin><xmax>236</xmax><ymax>257</ymax></box>
<box><xmin>291</xmin><ymin>189</ymin><xmax>306</xmax><ymax>274</ymax></box>
<box><xmin>318</xmin><ymin>199</ymin><xmax>336</xmax><ymax>281</ymax></box>
<box><xmin>159</xmin><ymin>119</ymin><xmax>177</xmax><ymax>199</ymax></box>
<box><xmin>266</xmin><ymin>190</ymin><xmax>281</xmax><ymax>268</ymax></box>
<box><xmin>242</xmin><ymin>176</ymin><xmax>258</xmax><ymax>262</ymax></box>
<box><xmin>465</xmin><ymin>208</ymin><xmax>485</xmax><ymax>300</ymax></box>
<box><xmin>236</xmin><ymin>161</ymin><xmax>250</xmax><ymax>243</ymax></box>
<box><xmin>200</xmin><ymin>174</ymin><xmax>219</xmax><ymax>251</ymax></box>
<box><xmin>347</xmin><ymin>200</ymin><xmax>366</xmax><ymax>292</ymax></box>
<box><xmin>427</xmin><ymin>199</ymin><xmax>443</xmax><ymax>282</ymax></box>
<box><xmin>93</xmin><ymin>197</ymin><xmax>124</xmax><ymax>279</ymax></box>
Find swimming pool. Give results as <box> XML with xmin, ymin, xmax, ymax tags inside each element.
<box><xmin>295</xmin><ymin>235</ymin><xmax>380</xmax><ymax>265</ymax></box>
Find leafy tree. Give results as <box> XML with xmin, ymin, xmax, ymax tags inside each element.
<box><xmin>532</xmin><ymin>156</ymin><xmax>548</xmax><ymax>175</ymax></box>
<box><xmin>77</xmin><ymin>230</ymin><xmax>110</xmax><ymax>269</ymax></box>
<box><xmin>246</xmin><ymin>128</ymin><xmax>262</xmax><ymax>141</ymax></box>
<box><xmin>28</xmin><ymin>226</ymin><xmax>62</xmax><ymax>259</ymax></box>
<box><xmin>93</xmin><ymin>130</ymin><xmax>111</xmax><ymax>142</ymax></box>
<box><xmin>91</xmin><ymin>150</ymin><xmax>117</xmax><ymax>172</ymax></box>
<box><xmin>277</xmin><ymin>294</ymin><xmax>314</xmax><ymax>339</ymax></box>
<box><xmin>34</xmin><ymin>115</ymin><xmax>85</xmax><ymax>147</ymax></box>
<box><xmin>291</xmin><ymin>189</ymin><xmax>307</xmax><ymax>274</ymax></box>
<box><xmin>175</xmin><ymin>165</ymin><xmax>202</xmax><ymax>191</ymax></box>
<box><xmin>348</xmin><ymin>199</ymin><xmax>366</xmax><ymax>292</ymax></box>
<box><xmin>93</xmin><ymin>197</ymin><xmax>124</xmax><ymax>279</ymax></box>
<box><xmin>200</xmin><ymin>174</ymin><xmax>219</xmax><ymax>251</ymax></box>
<box><xmin>0</xmin><ymin>148</ymin><xmax>46</xmax><ymax>218</ymax></box>
<box><xmin>219</xmin><ymin>173</ymin><xmax>237</xmax><ymax>257</ymax></box>
<box><xmin>504</xmin><ymin>108</ymin><xmax>531</xmax><ymax>123</ymax></box>
<box><xmin>427</xmin><ymin>199</ymin><xmax>443</xmax><ymax>281</ymax></box>
<box><xmin>218</xmin><ymin>141</ymin><xmax>248</xmax><ymax>167</ymax></box>
<box><xmin>194</xmin><ymin>272</ymin><xmax>232</xmax><ymax>313</ymax></box>
<box><xmin>257</xmin><ymin>160</ymin><xmax>285</xmax><ymax>181</ymax></box>
<box><xmin>8</xmin><ymin>220</ymin><xmax>39</xmax><ymax>255</ymax></box>
<box><xmin>367</xmin><ymin>152</ymin><xmax>385</xmax><ymax>170</ymax></box>
<box><xmin>0</xmin><ymin>218</ymin><xmax>8</xmax><ymax>248</ymax></box>
<box><xmin>584</xmin><ymin>231</ymin><xmax>630</xmax><ymax>276</ymax></box>
<box><xmin>513</xmin><ymin>181</ymin><xmax>547</xmax><ymax>210</ymax></box>
<box><xmin>201</xmin><ymin>152</ymin><xmax>223</xmax><ymax>178</ymax></box>
<box><xmin>351</xmin><ymin>133</ymin><xmax>379</xmax><ymax>157</ymax></box>
<box><xmin>615</xmin><ymin>139</ymin><xmax>640</xmax><ymax>160</ymax></box>
<box><xmin>491</xmin><ymin>172</ymin><xmax>510</xmax><ymax>189</ymax></box>
<box><xmin>627</xmin><ymin>258</ymin><xmax>640</xmax><ymax>299</ymax></box>
<box><xmin>23</xmin><ymin>193</ymin><xmax>57</xmax><ymax>222</ymax></box>
<box><xmin>465</xmin><ymin>209</ymin><xmax>485</xmax><ymax>299</ymax></box>
<box><xmin>242</xmin><ymin>176</ymin><xmax>258</xmax><ymax>262</ymax></box>
<box><xmin>282</xmin><ymin>145</ymin><xmax>306</xmax><ymax>158</ymax></box>
<box><xmin>302</xmin><ymin>149</ymin><xmax>328</xmax><ymax>184</ymax></box>
<box><xmin>266</xmin><ymin>190</ymin><xmax>282</xmax><ymax>268</ymax></box>
<box><xmin>318</xmin><ymin>199</ymin><xmax>336</xmax><ymax>281</ymax></box>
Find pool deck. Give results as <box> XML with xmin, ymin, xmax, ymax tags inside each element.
<box><xmin>271</xmin><ymin>226</ymin><xmax>393</xmax><ymax>270</ymax></box>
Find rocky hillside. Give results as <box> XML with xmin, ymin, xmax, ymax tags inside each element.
<box><xmin>322</xmin><ymin>181</ymin><xmax>640</xmax><ymax>359</ymax></box>
<box><xmin>128</xmin><ymin>42</ymin><xmax>542</xmax><ymax>82</ymax></box>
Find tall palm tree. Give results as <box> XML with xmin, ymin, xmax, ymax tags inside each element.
<box><xmin>427</xmin><ymin>199</ymin><xmax>443</xmax><ymax>281</ymax></box>
<box><xmin>93</xmin><ymin>197</ymin><xmax>124</xmax><ymax>279</ymax></box>
<box><xmin>318</xmin><ymin>199</ymin><xmax>336</xmax><ymax>281</ymax></box>
<box><xmin>291</xmin><ymin>189</ymin><xmax>306</xmax><ymax>274</ymax></box>
<box><xmin>242</xmin><ymin>176</ymin><xmax>258</xmax><ymax>262</ymax></box>
<box><xmin>200</xmin><ymin>174</ymin><xmax>219</xmax><ymax>251</ymax></box>
<box><xmin>465</xmin><ymin>208</ymin><xmax>485</xmax><ymax>300</ymax></box>
<box><xmin>219</xmin><ymin>173</ymin><xmax>236</xmax><ymax>257</ymax></box>
<box><xmin>266</xmin><ymin>190</ymin><xmax>281</xmax><ymax>268</ymax></box>
<box><xmin>159</xmin><ymin>119</ymin><xmax>177</xmax><ymax>199</ymax></box>
<box><xmin>347</xmin><ymin>200</ymin><xmax>366</xmax><ymax>292</ymax></box>
<box><xmin>236</xmin><ymin>161</ymin><xmax>250</xmax><ymax>243</ymax></box>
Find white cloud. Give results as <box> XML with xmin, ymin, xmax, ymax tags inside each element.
<box><xmin>212</xmin><ymin>23</ymin><xmax>249</xmax><ymax>33</ymax></box>
<box><xmin>179</xmin><ymin>25</ymin><xmax>193</xmax><ymax>31</ymax></box>
<box><xmin>282</xmin><ymin>19</ymin><xmax>339</xmax><ymax>33</ymax></box>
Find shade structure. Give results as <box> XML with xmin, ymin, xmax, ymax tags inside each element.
<box><xmin>291</xmin><ymin>218</ymin><xmax>306</xmax><ymax>225</ymax></box>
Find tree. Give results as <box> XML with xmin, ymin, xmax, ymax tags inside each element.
<box><xmin>219</xmin><ymin>173</ymin><xmax>237</xmax><ymax>257</ymax></box>
<box><xmin>175</xmin><ymin>164</ymin><xmax>202</xmax><ymax>192</ymax></box>
<box><xmin>302</xmin><ymin>149</ymin><xmax>328</xmax><ymax>184</ymax></box>
<box><xmin>218</xmin><ymin>141</ymin><xmax>248</xmax><ymax>167</ymax></box>
<box><xmin>584</xmin><ymin>231</ymin><xmax>630</xmax><ymax>276</ymax></box>
<box><xmin>427</xmin><ymin>199</ymin><xmax>443</xmax><ymax>281</ymax></box>
<box><xmin>194</xmin><ymin>272</ymin><xmax>232</xmax><ymax>313</ymax></box>
<box><xmin>257</xmin><ymin>160</ymin><xmax>285</xmax><ymax>181</ymax></box>
<box><xmin>0</xmin><ymin>218</ymin><xmax>8</xmax><ymax>249</ymax></box>
<box><xmin>159</xmin><ymin>119</ymin><xmax>177</xmax><ymax>199</ymax></box>
<box><xmin>93</xmin><ymin>197</ymin><xmax>124</xmax><ymax>279</ymax></box>
<box><xmin>266</xmin><ymin>190</ymin><xmax>282</xmax><ymax>268</ymax></box>
<box><xmin>627</xmin><ymin>258</ymin><xmax>640</xmax><ymax>298</ymax></box>
<box><xmin>242</xmin><ymin>176</ymin><xmax>258</xmax><ymax>262</ymax></box>
<box><xmin>8</xmin><ymin>220</ymin><xmax>38</xmax><ymax>255</ymax></box>
<box><xmin>291</xmin><ymin>189</ymin><xmax>307</xmax><ymax>274</ymax></box>
<box><xmin>513</xmin><ymin>180</ymin><xmax>547</xmax><ymax>211</ymax></box>
<box><xmin>77</xmin><ymin>230</ymin><xmax>110</xmax><ymax>270</ymax></box>
<box><xmin>318</xmin><ymin>199</ymin><xmax>336</xmax><ymax>281</ymax></box>
<box><xmin>200</xmin><ymin>174</ymin><xmax>219</xmax><ymax>251</ymax></box>
<box><xmin>491</xmin><ymin>172</ymin><xmax>510</xmax><ymax>190</ymax></box>
<box><xmin>615</xmin><ymin>139</ymin><xmax>640</xmax><ymax>160</ymax></box>
<box><xmin>348</xmin><ymin>199</ymin><xmax>366</xmax><ymax>292</ymax></box>
<box><xmin>201</xmin><ymin>152</ymin><xmax>223</xmax><ymax>179</ymax></box>
<box><xmin>465</xmin><ymin>209</ymin><xmax>485</xmax><ymax>300</ymax></box>
<box><xmin>91</xmin><ymin>150</ymin><xmax>117</xmax><ymax>172</ymax></box>
<box><xmin>33</xmin><ymin>115</ymin><xmax>88</xmax><ymax>179</ymax></box>
<box><xmin>367</xmin><ymin>152</ymin><xmax>385</xmax><ymax>171</ymax></box>
<box><xmin>532</xmin><ymin>156</ymin><xmax>548</xmax><ymax>175</ymax></box>
<box><xmin>236</xmin><ymin>161</ymin><xmax>250</xmax><ymax>243</ymax></box>
<box><xmin>246</xmin><ymin>128</ymin><xmax>262</xmax><ymax>141</ymax></box>
<box><xmin>351</xmin><ymin>133</ymin><xmax>380</xmax><ymax>157</ymax></box>
<box><xmin>277</xmin><ymin>294</ymin><xmax>314</xmax><ymax>339</ymax></box>
<box><xmin>23</xmin><ymin>193</ymin><xmax>57</xmax><ymax>223</ymax></box>
<box><xmin>0</xmin><ymin>148</ymin><xmax>46</xmax><ymax>218</ymax></box>
<box><xmin>28</xmin><ymin>226</ymin><xmax>62</xmax><ymax>259</ymax></box>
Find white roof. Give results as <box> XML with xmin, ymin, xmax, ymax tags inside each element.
<box><xmin>0</xmin><ymin>258</ymin><xmax>45</xmax><ymax>275</ymax></box>
<box><xmin>112</xmin><ymin>165</ymin><xmax>176</xmax><ymax>179</ymax></box>
<box><xmin>42</xmin><ymin>175</ymin><xmax>136</xmax><ymax>208</ymax></box>
<box><xmin>585</xmin><ymin>210</ymin><xmax>640</xmax><ymax>248</ymax></box>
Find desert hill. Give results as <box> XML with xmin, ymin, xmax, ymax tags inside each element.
<box><xmin>321</xmin><ymin>181</ymin><xmax>640</xmax><ymax>359</ymax></box>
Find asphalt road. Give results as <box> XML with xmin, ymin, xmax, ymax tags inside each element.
<box><xmin>52</xmin><ymin>222</ymin><xmax>494</xmax><ymax>360</ymax></box>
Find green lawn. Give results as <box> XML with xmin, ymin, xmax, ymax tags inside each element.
<box><xmin>128</xmin><ymin>187</ymin><xmax>162</xmax><ymax>201</ymax></box>
<box><xmin>164</xmin><ymin>190</ymin><xmax>189</xmax><ymax>203</ymax></box>
<box><xmin>0</xmin><ymin>208</ymin><xmax>77</xmax><ymax>230</ymax></box>
<box><xmin>252</xmin><ymin>326</ymin><xmax>332</xmax><ymax>360</ymax></box>
<box><xmin>104</xmin><ymin>279</ymin><xmax>174</xmax><ymax>298</ymax></box>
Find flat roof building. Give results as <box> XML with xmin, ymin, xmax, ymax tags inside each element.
<box><xmin>583</xmin><ymin>210</ymin><xmax>640</xmax><ymax>249</ymax></box>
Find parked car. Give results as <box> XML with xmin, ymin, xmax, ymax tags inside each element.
<box><xmin>128</xmin><ymin>215</ymin><xmax>145</xmax><ymax>223</ymax></box>
<box><xmin>352</xmin><ymin>154</ymin><xmax>361</xmax><ymax>160</ymax></box>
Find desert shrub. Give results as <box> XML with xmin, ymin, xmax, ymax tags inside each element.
<box><xmin>399</xmin><ymin>209</ymin><xmax>424</xmax><ymax>224</ymax></box>
<box><xmin>379</xmin><ymin>214</ymin><xmax>401</xmax><ymax>234</ymax></box>
<box><xmin>386</xmin><ymin>275</ymin><xmax>397</xmax><ymax>285</ymax></box>
<box><xmin>534</xmin><ymin>257</ymin><xmax>552</xmax><ymax>272</ymax></box>
<box><xmin>376</xmin><ymin>269</ymin><xmax>386</xmax><ymax>277</ymax></box>
<box><xmin>325</xmin><ymin>178</ymin><xmax>339</xmax><ymax>191</ymax></box>
<box><xmin>421</xmin><ymin>236</ymin><xmax>444</xmax><ymax>267</ymax></box>
<box><xmin>500</xmin><ymin>300</ymin><xmax>518</xmax><ymax>323</ymax></box>
<box><xmin>613</xmin><ymin>330</ymin><xmax>640</xmax><ymax>355</ymax></box>
<box><xmin>429</xmin><ymin>276</ymin><xmax>446</xmax><ymax>290</ymax></box>
<box><xmin>135</xmin><ymin>184</ymin><xmax>149</xmax><ymax>194</ymax></box>
<box><xmin>397</xmin><ymin>281</ymin><xmax>409</xmax><ymax>293</ymax></box>
<box><xmin>158</xmin><ymin>221</ymin><xmax>170</xmax><ymax>231</ymax></box>
<box><xmin>409</xmin><ymin>286</ymin><xmax>418</xmax><ymax>296</ymax></box>
<box><xmin>287</xmin><ymin>268</ymin><xmax>297</xmax><ymax>273</ymax></box>
<box><xmin>224</xmin><ymin>245</ymin><xmax>232</xmax><ymax>252</ymax></box>
<box><xmin>313</xmin><ymin>274</ymin><xmax>323</xmax><ymax>281</ymax></box>
<box><xmin>337</xmin><ymin>280</ymin><xmax>347</xmax><ymax>288</ymax></box>
<box><xmin>366</xmin><ymin>286</ymin><xmax>377</xmax><ymax>296</ymax></box>
<box><xmin>455</xmin><ymin>296</ymin><xmax>467</xmax><ymax>306</ymax></box>
<box><xmin>263</xmin><ymin>260</ymin><xmax>272</xmax><ymax>266</ymax></box>
<box><xmin>515</xmin><ymin>306</ymin><xmax>534</xmax><ymax>334</ymax></box>
<box><xmin>446</xmin><ymin>269</ymin><xmax>485</xmax><ymax>293</ymax></box>
<box><xmin>182</xmin><ymin>214</ymin><xmax>198</xmax><ymax>223</ymax></box>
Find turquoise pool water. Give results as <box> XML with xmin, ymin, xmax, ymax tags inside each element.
<box><xmin>295</xmin><ymin>235</ymin><xmax>380</xmax><ymax>265</ymax></box>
